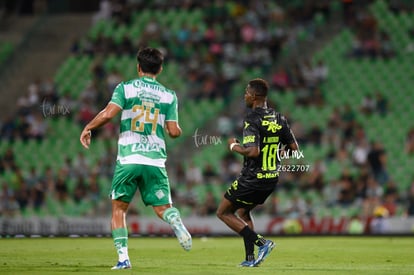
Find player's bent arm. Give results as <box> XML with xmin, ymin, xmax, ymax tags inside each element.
<box><xmin>165</xmin><ymin>121</ymin><xmax>182</xmax><ymax>138</ymax></box>
<box><xmin>84</xmin><ymin>103</ymin><xmax>121</xmax><ymax>131</ymax></box>
<box><xmin>227</xmin><ymin>137</ymin><xmax>259</xmax><ymax>158</ymax></box>
<box><xmin>80</xmin><ymin>103</ymin><xmax>121</xmax><ymax>149</ymax></box>
<box><xmin>233</xmin><ymin>145</ymin><xmax>260</xmax><ymax>158</ymax></box>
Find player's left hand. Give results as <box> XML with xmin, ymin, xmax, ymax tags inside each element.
<box><xmin>227</xmin><ymin>137</ymin><xmax>240</xmax><ymax>146</ymax></box>
<box><xmin>80</xmin><ymin>128</ymin><xmax>92</xmax><ymax>149</ymax></box>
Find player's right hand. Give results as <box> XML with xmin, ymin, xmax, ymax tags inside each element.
<box><xmin>80</xmin><ymin>128</ymin><xmax>92</xmax><ymax>149</ymax></box>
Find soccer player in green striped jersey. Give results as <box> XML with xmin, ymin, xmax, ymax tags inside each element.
<box><xmin>80</xmin><ymin>47</ymin><xmax>191</xmax><ymax>270</ymax></box>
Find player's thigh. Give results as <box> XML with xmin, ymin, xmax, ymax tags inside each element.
<box><xmin>110</xmin><ymin>163</ymin><xmax>141</xmax><ymax>203</ymax></box>
<box><xmin>138</xmin><ymin>165</ymin><xmax>172</xmax><ymax>206</ymax></box>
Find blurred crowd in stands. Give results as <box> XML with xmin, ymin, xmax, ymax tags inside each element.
<box><xmin>346</xmin><ymin>8</ymin><xmax>396</xmax><ymax>59</ymax></box>
<box><xmin>1</xmin><ymin>0</ymin><xmax>414</xmax><ymax>220</ymax></box>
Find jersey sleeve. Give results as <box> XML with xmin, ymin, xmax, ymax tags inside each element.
<box><xmin>279</xmin><ymin>114</ymin><xmax>297</xmax><ymax>145</ymax></box>
<box><xmin>165</xmin><ymin>92</ymin><xmax>179</xmax><ymax>121</ymax></box>
<box><xmin>109</xmin><ymin>82</ymin><xmax>126</xmax><ymax>109</ymax></box>
<box><xmin>242</xmin><ymin>115</ymin><xmax>260</xmax><ymax>147</ymax></box>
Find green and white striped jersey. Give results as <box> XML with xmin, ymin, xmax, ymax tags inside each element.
<box><xmin>110</xmin><ymin>76</ymin><xmax>179</xmax><ymax>167</ymax></box>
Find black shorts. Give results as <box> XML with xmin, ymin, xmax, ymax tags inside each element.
<box><xmin>224</xmin><ymin>179</ymin><xmax>275</xmax><ymax>209</ymax></box>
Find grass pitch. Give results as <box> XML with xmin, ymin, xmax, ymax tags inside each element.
<box><xmin>0</xmin><ymin>236</ymin><xmax>413</xmax><ymax>274</ymax></box>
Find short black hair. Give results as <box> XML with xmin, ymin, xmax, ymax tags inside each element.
<box><xmin>137</xmin><ymin>47</ymin><xmax>164</xmax><ymax>74</ymax></box>
<box><xmin>248</xmin><ymin>78</ymin><xmax>269</xmax><ymax>97</ymax></box>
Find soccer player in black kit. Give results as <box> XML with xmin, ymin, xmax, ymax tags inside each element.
<box><xmin>216</xmin><ymin>78</ymin><xmax>299</xmax><ymax>267</ymax></box>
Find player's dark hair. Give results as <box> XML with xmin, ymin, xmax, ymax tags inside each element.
<box><xmin>137</xmin><ymin>47</ymin><xmax>164</xmax><ymax>75</ymax></box>
<box><xmin>248</xmin><ymin>78</ymin><xmax>269</xmax><ymax>97</ymax></box>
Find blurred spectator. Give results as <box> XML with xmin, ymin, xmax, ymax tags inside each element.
<box><xmin>92</xmin><ymin>0</ymin><xmax>112</xmax><ymax>25</ymax></box>
<box><xmin>370</xmin><ymin>206</ymin><xmax>389</xmax><ymax>234</ymax></box>
<box><xmin>14</xmin><ymin>182</ymin><xmax>31</xmax><ymax>212</ymax></box>
<box><xmin>106</xmin><ymin>69</ymin><xmax>123</xmax><ymax>94</ymax></box>
<box><xmin>341</xmin><ymin>103</ymin><xmax>356</xmax><ymax>123</ymax></box>
<box><xmin>405</xmin><ymin>128</ymin><xmax>414</xmax><ymax>155</ymax></box>
<box><xmin>347</xmin><ymin>215</ymin><xmax>364</xmax><ymax>234</ymax></box>
<box><xmin>379</xmin><ymin>30</ymin><xmax>395</xmax><ymax>59</ymax></box>
<box><xmin>142</xmin><ymin>18</ymin><xmax>161</xmax><ymax>41</ymax></box>
<box><xmin>73</xmin><ymin>152</ymin><xmax>90</xmax><ymax>179</ymax></box>
<box><xmin>352</xmin><ymin>138</ymin><xmax>370</xmax><ymax>167</ymax></box>
<box><xmin>25</xmin><ymin>166</ymin><xmax>40</xmax><ymax>187</ymax></box>
<box><xmin>375</xmin><ymin>91</ymin><xmax>388</xmax><ymax>117</ymax></box>
<box><xmin>42</xmin><ymin>166</ymin><xmax>55</xmax><ymax>194</ymax></box>
<box><xmin>0</xmin><ymin>182</ymin><xmax>19</xmax><ymax>217</ymax></box>
<box><xmin>77</xmin><ymin>99</ymin><xmax>98</xmax><ymax>127</ymax></box>
<box><xmin>41</xmin><ymin>78</ymin><xmax>59</xmax><ymax>104</ymax></box>
<box><xmin>363</xmin><ymin>176</ymin><xmax>383</xmax><ymax>217</ymax></box>
<box><xmin>323</xmin><ymin>179</ymin><xmax>342</xmax><ymax>207</ymax></box>
<box><xmin>360</xmin><ymin>94</ymin><xmax>376</xmax><ymax>115</ymax></box>
<box><xmin>354</xmin><ymin>169</ymin><xmax>369</xmax><ymax>205</ymax></box>
<box><xmin>61</xmin><ymin>157</ymin><xmax>76</xmax><ymax>179</ymax></box>
<box><xmin>271</xmin><ymin>66</ymin><xmax>290</xmax><ymax>92</ymax></box>
<box><xmin>337</xmin><ymin>169</ymin><xmax>356</xmax><ymax>206</ymax></box>
<box><xmin>185</xmin><ymin>162</ymin><xmax>202</xmax><ymax>185</ymax></box>
<box><xmin>382</xmin><ymin>180</ymin><xmax>399</xmax><ymax>216</ymax></box>
<box><xmin>198</xmin><ymin>191</ymin><xmax>217</xmax><ymax>216</ymax></box>
<box><xmin>313</xmin><ymin>59</ymin><xmax>329</xmax><ymax>83</ymax></box>
<box><xmin>55</xmin><ymin>168</ymin><xmax>69</xmax><ymax>202</ymax></box>
<box><xmin>283</xmin><ymin>193</ymin><xmax>307</xmax><ymax>219</ymax></box>
<box><xmin>290</xmin><ymin>120</ymin><xmax>307</xmax><ymax>145</ymax></box>
<box><xmin>14</xmin><ymin>113</ymin><xmax>31</xmax><ymax>141</ymax></box>
<box><xmin>220</xmin><ymin>153</ymin><xmax>242</xmax><ymax>182</ymax></box>
<box><xmin>27</xmin><ymin>112</ymin><xmax>48</xmax><ymax>141</ymax></box>
<box><xmin>406</xmin><ymin>180</ymin><xmax>414</xmax><ymax>216</ymax></box>
<box><xmin>172</xmin><ymin>163</ymin><xmax>186</xmax><ymax>186</ymax></box>
<box><xmin>80</xmin><ymin>81</ymin><xmax>99</xmax><ymax>104</ymax></box>
<box><xmin>217</xmin><ymin>112</ymin><xmax>234</xmax><ymax>137</ymax></box>
<box><xmin>309</xmin><ymin>87</ymin><xmax>324</xmax><ymax>107</ymax></box>
<box><xmin>2</xmin><ymin>147</ymin><xmax>16</xmax><ymax>170</ymax></box>
<box><xmin>73</xmin><ymin>176</ymin><xmax>87</xmax><ymax>204</ymax></box>
<box><xmin>307</xmin><ymin>124</ymin><xmax>323</xmax><ymax>146</ymax></box>
<box><xmin>301</xmin><ymin>60</ymin><xmax>319</xmax><ymax>90</ymax></box>
<box><xmin>367</xmin><ymin>141</ymin><xmax>389</xmax><ymax>185</ymax></box>
<box><xmin>58</xmin><ymin>94</ymin><xmax>76</xmax><ymax>118</ymax></box>
<box><xmin>31</xmin><ymin>179</ymin><xmax>46</xmax><ymax>212</ymax></box>
<box><xmin>178</xmin><ymin>181</ymin><xmax>198</xmax><ymax>211</ymax></box>
<box><xmin>0</xmin><ymin>115</ymin><xmax>16</xmax><ymax>141</ymax></box>
<box><xmin>87</xmin><ymin>173</ymin><xmax>101</xmax><ymax>204</ymax></box>
<box><xmin>202</xmin><ymin>164</ymin><xmax>219</xmax><ymax>185</ymax></box>
<box><xmin>305</xmin><ymin>159</ymin><xmax>326</xmax><ymax>193</ymax></box>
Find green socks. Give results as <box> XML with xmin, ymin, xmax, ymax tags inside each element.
<box><xmin>162</xmin><ymin>207</ymin><xmax>181</xmax><ymax>223</ymax></box>
<box><xmin>112</xmin><ymin>227</ymin><xmax>129</xmax><ymax>262</ymax></box>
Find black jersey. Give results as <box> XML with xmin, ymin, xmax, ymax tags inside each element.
<box><xmin>238</xmin><ymin>107</ymin><xmax>296</xmax><ymax>190</ymax></box>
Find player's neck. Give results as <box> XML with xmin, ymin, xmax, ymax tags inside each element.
<box><xmin>253</xmin><ymin>101</ymin><xmax>267</xmax><ymax>109</ymax></box>
<box><xmin>139</xmin><ymin>72</ymin><xmax>156</xmax><ymax>79</ymax></box>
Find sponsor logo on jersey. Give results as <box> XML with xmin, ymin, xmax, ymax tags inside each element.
<box><xmin>131</xmin><ymin>142</ymin><xmax>161</xmax><ymax>152</ymax></box>
<box><xmin>263</xmin><ymin>136</ymin><xmax>279</xmax><ymax>143</ymax></box>
<box><xmin>257</xmin><ymin>172</ymin><xmax>279</xmax><ymax>179</ymax></box>
<box><xmin>243</xmin><ymin>135</ymin><xmax>255</xmax><ymax>144</ymax></box>
<box><xmin>262</xmin><ymin>120</ymin><xmax>282</xmax><ymax>133</ymax></box>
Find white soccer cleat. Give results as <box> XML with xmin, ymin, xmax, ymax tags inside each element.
<box><xmin>170</xmin><ymin>216</ymin><xmax>192</xmax><ymax>251</ymax></box>
<box><xmin>111</xmin><ymin>259</ymin><xmax>131</xmax><ymax>270</ymax></box>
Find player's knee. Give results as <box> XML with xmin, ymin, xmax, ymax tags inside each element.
<box><xmin>237</xmin><ymin>209</ymin><xmax>250</xmax><ymax>220</ymax></box>
<box><xmin>216</xmin><ymin>208</ymin><xmax>230</xmax><ymax>221</ymax></box>
<box><xmin>216</xmin><ymin>209</ymin><xmax>224</xmax><ymax>220</ymax></box>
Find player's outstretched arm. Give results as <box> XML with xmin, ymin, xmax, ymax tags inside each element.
<box><xmin>80</xmin><ymin>103</ymin><xmax>121</xmax><ymax>149</ymax></box>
